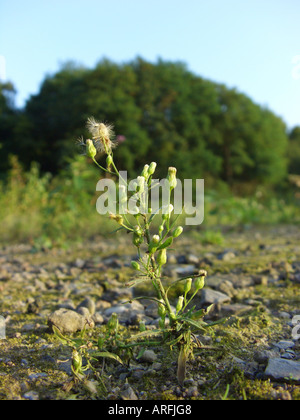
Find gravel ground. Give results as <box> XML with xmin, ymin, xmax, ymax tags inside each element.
<box><xmin>0</xmin><ymin>225</ymin><xmax>300</xmax><ymax>400</ymax></box>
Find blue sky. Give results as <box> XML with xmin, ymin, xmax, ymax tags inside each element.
<box><xmin>0</xmin><ymin>0</ymin><xmax>299</xmax><ymax>129</ymax></box>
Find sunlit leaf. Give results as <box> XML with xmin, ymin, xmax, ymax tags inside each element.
<box><xmin>90</xmin><ymin>351</ymin><xmax>123</xmax><ymax>365</ymax></box>
<box><xmin>177</xmin><ymin>345</ymin><xmax>187</xmax><ymax>386</ymax></box>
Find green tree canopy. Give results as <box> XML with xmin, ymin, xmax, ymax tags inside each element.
<box><xmin>0</xmin><ymin>82</ymin><xmax>19</xmax><ymax>173</ymax></box>
<box><xmin>1</xmin><ymin>57</ymin><xmax>291</xmax><ymax>188</ymax></box>
<box><xmin>288</xmin><ymin>126</ymin><xmax>300</xmax><ymax>175</ymax></box>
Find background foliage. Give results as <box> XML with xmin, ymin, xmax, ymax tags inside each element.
<box><xmin>0</xmin><ymin>57</ymin><xmax>299</xmax><ymax>244</ymax></box>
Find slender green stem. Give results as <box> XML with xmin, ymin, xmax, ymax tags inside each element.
<box><xmin>141</xmin><ymin>214</ymin><xmax>174</xmax><ymax>319</ymax></box>
<box><xmin>120</xmin><ymin>223</ymin><xmax>134</xmax><ymax>232</ymax></box>
<box><xmin>182</xmin><ymin>289</ymin><xmax>199</xmax><ymax>312</ymax></box>
<box><xmin>92</xmin><ymin>157</ymin><xmax>116</xmax><ymax>176</ymax></box>
<box><xmin>110</xmin><ymin>153</ymin><xmax>128</xmax><ymax>187</ymax></box>
<box><xmin>118</xmin><ymin>340</ymin><xmax>162</xmax><ymax>349</ymax></box>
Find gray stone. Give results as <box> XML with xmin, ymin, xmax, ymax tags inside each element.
<box><xmin>23</xmin><ymin>391</ymin><xmax>39</xmax><ymax>400</ymax></box>
<box><xmin>77</xmin><ymin>307</ymin><xmax>91</xmax><ymax>317</ymax></box>
<box><xmin>205</xmin><ymin>276</ymin><xmax>224</xmax><ymax>289</ymax></box>
<box><xmin>218</xmin><ymin>251</ymin><xmax>236</xmax><ymax>261</ymax></box>
<box><xmin>200</xmin><ymin>289</ymin><xmax>231</xmax><ymax>305</ymax></box>
<box><xmin>152</xmin><ymin>362</ymin><xmax>162</xmax><ymax>371</ymax></box>
<box><xmin>120</xmin><ymin>384</ymin><xmax>138</xmax><ymax>400</ymax></box>
<box><xmin>104</xmin><ymin>305</ymin><xmax>129</xmax><ymax>317</ymax></box>
<box><xmin>96</xmin><ymin>300</ymin><xmax>112</xmax><ymax>311</ymax></box>
<box><xmin>57</xmin><ymin>299</ymin><xmax>76</xmax><ymax>310</ymax></box>
<box><xmin>218</xmin><ymin>280</ymin><xmax>236</xmax><ymax>298</ymax></box>
<box><xmin>93</xmin><ymin>312</ymin><xmax>104</xmax><ymax>324</ymax></box>
<box><xmin>254</xmin><ymin>349</ymin><xmax>279</xmax><ymax>364</ymax></box>
<box><xmin>74</xmin><ymin>258</ymin><xmax>86</xmax><ymax>268</ymax></box>
<box><xmin>281</xmin><ymin>352</ymin><xmax>295</xmax><ymax>360</ymax></box>
<box><xmin>265</xmin><ymin>358</ymin><xmax>300</xmax><ymax>383</ymax></box>
<box><xmin>104</xmin><ymin>301</ymin><xmax>144</xmax><ymax>318</ymax></box>
<box><xmin>144</xmin><ymin>302</ymin><xmax>159</xmax><ymax>318</ymax></box>
<box><xmin>278</xmin><ymin>312</ymin><xmax>291</xmax><ymax>319</ymax></box>
<box><xmin>139</xmin><ymin>350</ymin><xmax>158</xmax><ymax>363</ymax></box>
<box><xmin>56</xmin><ymin>358</ymin><xmax>73</xmax><ymax>376</ymax></box>
<box><xmin>76</xmin><ymin>297</ymin><xmax>96</xmax><ymax>315</ymax></box>
<box><xmin>175</xmin><ymin>265</ymin><xmax>197</xmax><ymax>277</ymax></box>
<box><xmin>186</xmin><ymin>385</ymin><xmax>199</xmax><ymax>398</ymax></box>
<box><xmin>221</xmin><ymin>303</ymin><xmax>253</xmax><ymax>316</ymax></box>
<box><xmin>21</xmin><ymin>323</ymin><xmax>36</xmax><ymax>332</ymax></box>
<box><xmin>28</xmin><ymin>372</ymin><xmax>48</xmax><ymax>381</ymax></box>
<box><xmin>273</xmin><ymin>340</ymin><xmax>295</xmax><ymax>350</ymax></box>
<box><xmin>232</xmin><ymin>357</ymin><xmax>259</xmax><ymax>379</ymax></box>
<box><xmin>252</xmin><ymin>275</ymin><xmax>269</xmax><ymax>286</ymax></box>
<box><xmin>48</xmin><ymin>308</ymin><xmax>94</xmax><ymax>333</ymax></box>
<box><xmin>186</xmin><ymin>254</ymin><xmax>200</xmax><ymax>265</ymax></box>
<box><xmin>292</xmin><ymin>273</ymin><xmax>300</xmax><ymax>283</ymax></box>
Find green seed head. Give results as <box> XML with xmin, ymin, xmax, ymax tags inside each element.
<box><xmin>148</xmin><ymin>235</ymin><xmax>160</xmax><ymax>253</ymax></box>
<box><xmin>137</xmin><ymin>176</ymin><xmax>145</xmax><ymax>193</ymax></box>
<box><xmin>158</xmin><ymin>301</ymin><xmax>166</xmax><ymax>318</ymax></box>
<box><xmin>131</xmin><ymin>261</ymin><xmax>140</xmax><ymax>270</ymax></box>
<box><xmin>86</xmin><ymin>139</ymin><xmax>97</xmax><ymax>159</ymax></box>
<box><xmin>157</xmin><ymin>248</ymin><xmax>167</xmax><ymax>266</ymax></box>
<box><xmin>167</xmin><ymin>167</ymin><xmax>177</xmax><ymax>190</ymax></box>
<box><xmin>173</xmin><ymin>226</ymin><xmax>183</xmax><ymax>238</ymax></box>
<box><xmin>184</xmin><ymin>278</ymin><xmax>193</xmax><ymax>294</ymax></box>
<box><xmin>134</xmin><ymin>226</ymin><xmax>143</xmax><ymax>236</ymax></box>
<box><xmin>195</xmin><ymin>271</ymin><xmax>207</xmax><ymax>291</ymax></box>
<box><xmin>158</xmin><ymin>224</ymin><xmax>164</xmax><ymax>235</ymax></box>
<box><xmin>106</xmin><ymin>154</ymin><xmax>113</xmax><ymax>167</ymax></box>
<box><xmin>133</xmin><ymin>234</ymin><xmax>143</xmax><ymax>247</ymax></box>
<box><xmin>141</xmin><ymin>164</ymin><xmax>149</xmax><ymax>179</ymax></box>
<box><xmin>110</xmin><ymin>213</ymin><xmax>124</xmax><ymax>225</ymax></box>
<box><xmin>72</xmin><ymin>350</ymin><xmax>83</xmax><ymax>373</ymax></box>
<box><xmin>152</xmin><ymin>235</ymin><xmax>160</xmax><ymax>244</ymax></box>
<box><xmin>176</xmin><ymin>295</ymin><xmax>184</xmax><ymax>313</ymax></box>
<box><xmin>169</xmin><ymin>312</ymin><xmax>177</xmax><ymax>321</ymax></box>
<box><xmin>162</xmin><ymin>204</ymin><xmax>174</xmax><ymax>220</ymax></box>
<box><xmin>148</xmin><ymin>162</ymin><xmax>157</xmax><ymax>176</ymax></box>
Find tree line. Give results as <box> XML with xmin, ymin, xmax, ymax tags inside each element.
<box><xmin>0</xmin><ymin>57</ymin><xmax>299</xmax><ymax>187</ymax></box>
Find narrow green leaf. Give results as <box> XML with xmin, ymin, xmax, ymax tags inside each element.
<box><xmin>182</xmin><ymin>317</ymin><xmax>207</xmax><ymax>332</ymax></box>
<box><xmin>177</xmin><ymin>345</ymin><xmax>187</xmax><ymax>386</ymax></box>
<box><xmin>52</xmin><ymin>325</ymin><xmax>72</xmax><ymax>345</ymax></box>
<box><xmin>110</xmin><ymin>227</ymin><xmax>125</xmax><ymax>234</ymax></box>
<box><xmin>125</xmin><ymin>277</ymin><xmax>151</xmax><ymax>288</ymax></box>
<box><xmin>190</xmin><ymin>309</ymin><xmax>206</xmax><ymax>320</ymax></box>
<box><xmin>157</xmin><ymin>237</ymin><xmax>173</xmax><ymax>250</ymax></box>
<box><xmin>205</xmin><ymin>304</ymin><xmax>214</xmax><ymax>314</ymax></box>
<box><xmin>205</xmin><ymin>318</ymin><xmax>228</xmax><ymax>327</ymax></box>
<box><xmin>125</xmin><ymin>329</ymin><xmax>163</xmax><ymax>342</ymax></box>
<box><xmin>90</xmin><ymin>351</ymin><xmax>123</xmax><ymax>365</ymax></box>
<box><xmin>166</xmin><ymin>333</ymin><xmax>183</xmax><ymax>349</ymax></box>
<box><xmin>137</xmin><ymin>348</ymin><xmax>146</xmax><ymax>359</ymax></box>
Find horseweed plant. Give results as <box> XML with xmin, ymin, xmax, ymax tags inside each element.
<box><xmin>55</xmin><ymin>119</ymin><xmax>216</xmax><ymax>388</ymax></box>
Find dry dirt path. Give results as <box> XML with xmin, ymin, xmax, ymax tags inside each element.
<box><xmin>0</xmin><ymin>225</ymin><xmax>299</xmax><ymax>400</ymax></box>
